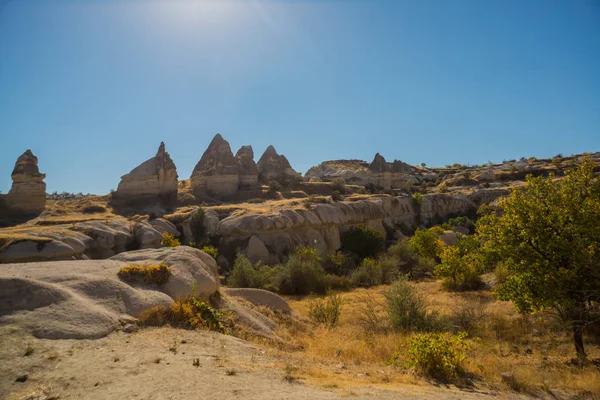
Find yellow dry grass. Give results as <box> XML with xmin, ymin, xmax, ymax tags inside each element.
<box><xmin>280</xmin><ymin>281</ymin><xmax>600</xmax><ymax>397</ymax></box>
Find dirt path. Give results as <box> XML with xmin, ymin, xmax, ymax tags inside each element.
<box><xmin>0</xmin><ymin>326</ymin><xmax>526</xmax><ymax>400</ymax></box>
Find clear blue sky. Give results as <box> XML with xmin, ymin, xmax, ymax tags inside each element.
<box><xmin>1</xmin><ymin>0</ymin><xmax>599</xmax><ymax>194</ymax></box>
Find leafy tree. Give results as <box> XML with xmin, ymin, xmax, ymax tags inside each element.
<box><xmin>409</xmin><ymin>227</ymin><xmax>444</xmax><ymax>260</ymax></box>
<box><xmin>435</xmin><ymin>236</ymin><xmax>482</xmax><ymax>291</ymax></box>
<box><xmin>477</xmin><ymin>157</ymin><xmax>600</xmax><ymax>361</ymax></box>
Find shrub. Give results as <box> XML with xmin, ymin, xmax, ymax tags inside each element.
<box><xmin>331</xmin><ymin>178</ymin><xmax>346</xmax><ymax>194</ymax></box>
<box><xmin>227</xmin><ymin>254</ymin><xmax>259</xmax><ymax>288</ymax></box>
<box><xmin>384</xmin><ymin>278</ymin><xmax>437</xmax><ymax>332</ymax></box>
<box><xmin>435</xmin><ymin>236</ymin><xmax>483</xmax><ymax>291</ymax></box>
<box><xmin>305</xmin><ymin>195</ymin><xmax>330</xmax><ymax>204</ymax></box>
<box><xmin>351</xmin><ymin>258</ymin><xmax>382</xmax><ymax>287</ymax></box>
<box><xmin>308</xmin><ymin>293</ymin><xmax>343</xmax><ymax>327</ymax></box>
<box><xmin>324</xmin><ymin>251</ymin><xmax>355</xmax><ymax>276</ymax></box>
<box><xmin>276</xmin><ymin>254</ymin><xmax>327</xmax><ymax>295</ymax></box>
<box><xmin>450</xmin><ymin>299</ymin><xmax>487</xmax><ymax>336</ymax></box>
<box><xmin>268</xmin><ymin>181</ymin><xmax>282</xmax><ymax>193</ymax></box>
<box><xmin>409</xmin><ymin>228</ymin><xmax>444</xmax><ymax>260</ymax></box>
<box><xmin>413</xmin><ymin>257</ymin><xmax>436</xmax><ymax>279</ymax></box>
<box><xmin>161</xmin><ymin>233</ymin><xmax>181</xmax><ymax>247</ymax></box>
<box><xmin>378</xmin><ymin>255</ymin><xmax>399</xmax><ymax>284</ymax></box>
<box><xmin>387</xmin><ymin>239</ymin><xmax>419</xmax><ymax>274</ymax></box>
<box><xmin>140</xmin><ymin>284</ymin><xmax>227</xmax><ymax>334</ymax></box>
<box><xmin>118</xmin><ymin>263</ymin><xmax>172</xmax><ymax>285</ymax></box>
<box><xmin>340</xmin><ymin>224</ymin><xmax>385</xmax><ymax>259</ymax></box>
<box><xmin>406</xmin><ymin>332</ymin><xmax>469</xmax><ymax>381</ymax></box>
<box><xmin>322</xmin><ymin>274</ymin><xmax>353</xmax><ymax>291</ymax></box>
<box><xmin>201</xmin><ymin>245</ymin><xmax>218</xmax><ymax>260</ymax></box>
<box><xmin>190</xmin><ymin>208</ymin><xmax>206</xmax><ymax>243</ymax></box>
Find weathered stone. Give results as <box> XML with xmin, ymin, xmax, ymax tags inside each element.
<box><xmin>149</xmin><ymin>218</ymin><xmax>180</xmax><ymax>237</ymax></box>
<box><xmin>134</xmin><ymin>222</ymin><xmax>164</xmax><ymax>249</ymax></box>
<box><xmin>190</xmin><ymin>134</ymin><xmax>240</xmax><ymax>196</ymax></box>
<box><xmin>257</xmin><ymin>145</ymin><xmax>301</xmax><ymax>186</ymax></box>
<box><xmin>0</xmin><ymin>240</ymin><xmax>75</xmax><ymax>263</ymax></box>
<box><xmin>6</xmin><ymin>150</ymin><xmax>46</xmax><ymax>215</ymax></box>
<box><xmin>245</xmin><ymin>235</ymin><xmax>270</xmax><ymax>263</ymax></box>
<box><xmin>236</xmin><ymin>145</ymin><xmax>259</xmax><ymax>188</ymax></box>
<box><xmin>115</xmin><ymin>142</ymin><xmax>178</xmax><ymax>202</ymax></box>
<box><xmin>368</xmin><ymin>153</ymin><xmax>391</xmax><ymax>190</ymax></box>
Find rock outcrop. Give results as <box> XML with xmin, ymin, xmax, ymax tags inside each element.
<box><xmin>190</xmin><ymin>134</ymin><xmax>241</xmax><ymax>196</ymax></box>
<box><xmin>6</xmin><ymin>150</ymin><xmax>46</xmax><ymax>215</ymax></box>
<box><xmin>115</xmin><ymin>142</ymin><xmax>178</xmax><ymax>203</ymax></box>
<box><xmin>236</xmin><ymin>145</ymin><xmax>259</xmax><ymax>188</ymax></box>
<box><xmin>257</xmin><ymin>145</ymin><xmax>301</xmax><ymax>186</ymax></box>
<box><xmin>0</xmin><ymin>247</ymin><xmax>219</xmax><ymax>339</ymax></box>
<box><xmin>368</xmin><ymin>153</ymin><xmax>392</xmax><ymax>190</ymax></box>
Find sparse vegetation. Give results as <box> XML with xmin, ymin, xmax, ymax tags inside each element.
<box><xmin>308</xmin><ymin>293</ymin><xmax>343</xmax><ymax>327</ymax></box>
<box><xmin>201</xmin><ymin>245</ymin><xmax>218</xmax><ymax>259</ymax></box>
<box><xmin>117</xmin><ymin>263</ymin><xmax>172</xmax><ymax>285</ymax></box>
<box><xmin>161</xmin><ymin>233</ymin><xmax>180</xmax><ymax>247</ymax></box>
<box><xmin>406</xmin><ymin>332</ymin><xmax>469</xmax><ymax>381</ymax></box>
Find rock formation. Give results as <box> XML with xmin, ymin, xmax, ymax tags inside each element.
<box><xmin>6</xmin><ymin>150</ymin><xmax>46</xmax><ymax>215</ymax></box>
<box><xmin>368</xmin><ymin>153</ymin><xmax>392</xmax><ymax>190</ymax></box>
<box><xmin>190</xmin><ymin>134</ymin><xmax>241</xmax><ymax>196</ymax></box>
<box><xmin>236</xmin><ymin>145</ymin><xmax>259</xmax><ymax>188</ymax></box>
<box><xmin>257</xmin><ymin>145</ymin><xmax>301</xmax><ymax>186</ymax></box>
<box><xmin>115</xmin><ymin>142</ymin><xmax>178</xmax><ymax>203</ymax></box>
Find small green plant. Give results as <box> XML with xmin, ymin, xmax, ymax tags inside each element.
<box><xmin>409</xmin><ymin>228</ymin><xmax>444</xmax><ymax>260</ymax></box>
<box><xmin>169</xmin><ymin>342</ymin><xmax>178</xmax><ymax>354</ymax></box>
<box><xmin>118</xmin><ymin>263</ymin><xmax>172</xmax><ymax>285</ymax></box>
<box><xmin>154</xmin><ymin>357</ymin><xmax>162</xmax><ymax>364</ymax></box>
<box><xmin>406</xmin><ymin>332</ymin><xmax>469</xmax><ymax>381</ymax></box>
<box><xmin>193</xmin><ymin>358</ymin><xmax>200</xmax><ymax>367</ymax></box>
<box><xmin>24</xmin><ymin>345</ymin><xmax>34</xmax><ymax>356</ymax></box>
<box><xmin>225</xmin><ymin>368</ymin><xmax>237</xmax><ymax>376</ymax></box>
<box><xmin>161</xmin><ymin>233</ymin><xmax>181</xmax><ymax>247</ymax></box>
<box><xmin>276</xmin><ymin>254</ymin><xmax>328</xmax><ymax>295</ymax></box>
<box><xmin>201</xmin><ymin>245</ymin><xmax>218</xmax><ymax>260</ymax></box>
<box><xmin>308</xmin><ymin>293</ymin><xmax>343</xmax><ymax>328</ymax></box>
<box><xmin>139</xmin><ymin>284</ymin><xmax>227</xmax><ymax>334</ymax></box>
<box><xmin>351</xmin><ymin>258</ymin><xmax>382</xmax><ymax>287</ymax></box>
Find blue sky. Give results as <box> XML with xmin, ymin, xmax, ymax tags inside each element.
<box><xmin>1</xmin><ymin>0</ymin><xmax>599</xmax><ymax>194</ymax></box>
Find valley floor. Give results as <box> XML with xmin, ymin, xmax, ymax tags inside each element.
<box><xmin>1</xmin><ymin>326</ymin><xmax>525</xmax><ymax>400</ymax></box>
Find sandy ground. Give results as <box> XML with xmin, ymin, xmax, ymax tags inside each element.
<box><xmin>0</xmin><ymin>326</ymin><xmax>532</xmax><ymax>400</ymax></box>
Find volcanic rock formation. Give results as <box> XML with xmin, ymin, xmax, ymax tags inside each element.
<box><xmin>257</xmin><ymin>145</ymin><xmax>301</xmax><ymax>186</ymax></box>
<box><xmin>6</xmin><ymin>150</ymin><xmax>46</xmax><ymax>215</ymax></box>
<box><xmin>368</xmin><ymin>153</ymin><xmax>392</xmax><ymax>190</ymax></box>
<box><xmin>115</xmin><ymin>142</ymin><xmax>178</xmax><ymax>203</ymax></box>
<box><xmin>236</xmin><ymin>145</ymin><xmax>259</xmax><ymax>188</ymax></box>
<box><xmin>190</xmin><ymin>134</ymin><xmax>241</xmax><ymax>196</ymax></box>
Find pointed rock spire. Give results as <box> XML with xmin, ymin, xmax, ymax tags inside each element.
<box><xmin>7</xmin><ymin>150</ymin><xmax>46</xmax><ymax>215</ymax></box>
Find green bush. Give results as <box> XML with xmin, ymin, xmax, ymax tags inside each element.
<box><xmin>351</xmin><ymin>257</ymin><xmax>382</xmax><ymax>287</ymax></box>
<box><xmin>268</xmin><ymin>180</ymin><xmax>282</xmax><ymax>193</ymax></box>
<box><xmin>384</xmin><ymin>278</ymin><xmax>438</xmax><ymax>332</ymax></box>
<box><xmin>226</xmin><ymin>255</ymin><xmax>280</xmax><ymax>290</ymax></box>
<box><xmin>308</xmin><ymin>293</ymin><xmax>343</xmax><ymax>327</ymax></box>
<box><xmin>407</xmin><ymin>332</ymin><xmax>469</xmax><ymax>381</ymax></box>
<box><xmin>331</xmin><ymin>190</ymin><xmax>343</xmax><ymax>202</ymax></box>
<box><xmin>340</xmin><ymin>224</ymin><xmax>385</xmax><ymax>259</ymax></box>
<box><xmin>276</xmin><ymin>254</ymin><xmax>328</xmax><ymax>295</ymax></box>
<box><xmin>409</xmin><ymin>228</ymin><xmax>443</xmax><ymax>260</ymax></box>
<box><xmin>324</xmin><ymin>251</ymin><xmax>355</xmax><ymax>276</ymax></box>
<box><xmin>118</xmin><ymin>263</ymin><xmax>172</xmax><ymax>285</ymax></box>
<box><xmin>387</xmin><ymin>239</ymin><xmax>420</xmax><ymax>274</ymax></box>
<box><xmin>201</xmin><ymin>245</ymin><xmax>218</xmax><ymax>260</ymax></box>
<box><xmin>435</xmin><ymin>236</ymin><xmax>483</xmax><ymax>291</ymax></box>
<box><xmin>161</xmin><ymin>233</ymin><xmax>181</xmax><ymax>247</ymax></box>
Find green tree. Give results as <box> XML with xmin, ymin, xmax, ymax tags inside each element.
<box><xmin>435</xmin><ymin>236</ymin><xmax>481</xmax><ymax>291</ymax></box>
<box><xmin>409</xmin><ymin>227</ymin><xmax>444</xmax><ymax>260</ymax></box>
<box><xmin>477</xmin><ymin>157</ymin><xmax>600</xmax><ymax>361</ymax></box>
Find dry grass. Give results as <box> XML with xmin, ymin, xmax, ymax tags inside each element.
<box><xmin>117</xmin><ymin>263</ymin><xmax>172</xmax><ymax>285</ymax></box>
<box><xmin>280</xmin><ymin>281</ymin><xmax>600</xmax><ymax>397</ymax></box>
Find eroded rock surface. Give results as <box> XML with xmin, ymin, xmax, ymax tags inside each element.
<box><xmin>115</xmin><ymin>142</ymin><xmax>178</xmax><ymax>203</ymax></box>
<box><xmin>0</xmin><ymin>247</ymin><xmax>219</xmax><ymax>339</ymax></box>
<box><xmin>190</xmin><ymin>134</ymin><xmax>241</xmax><ymax>196</ymax></box>
<box><xmin>6</xmin><ymin>150</ymin><xmax>46</xmax><ymax>215</ymax></box>
<box><xmin>257</xmin><ymin>145</ymin><xmax>301</xmax><ymax>186</ymax></box>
